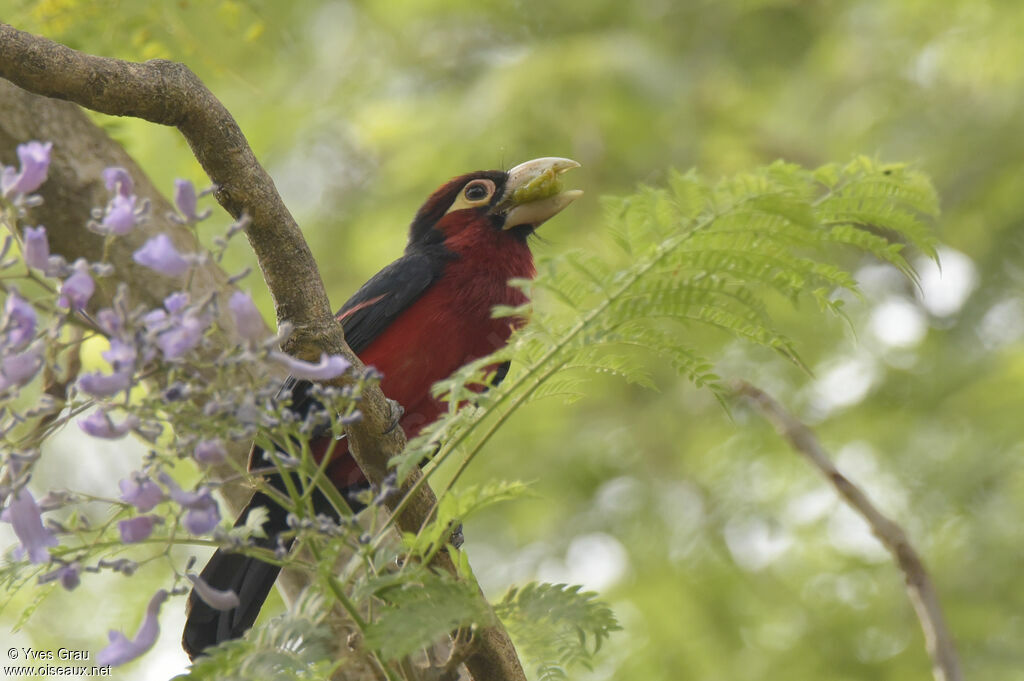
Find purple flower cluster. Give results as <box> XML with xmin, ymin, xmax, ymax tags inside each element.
<box><xmin>0</xmin><ymin>293</ymin><xmax>44</xmax><ymax>394</ymax></box>
<box><xmin>78</xmin><ymin>339</ymin><xmax>138</xmax><ymax>398</ymax></box>
<box><xmin>158</xmin><ymin>473</ymin><xmax>221</xmax><ymax>535</ymax></box>
<box><xmin>92</xmin><ymin>167</ymin><xmax>148</xmax><ymax>236</ymax></box>
<box><xmin>139</xmin><ymin>291</ymin><xmax>213</xmax><ymax>361</ymax></box>
<box><xmin>1</xmin><ymin>143</ymin><xmax>375</xmax><ymax>669</ymax></box>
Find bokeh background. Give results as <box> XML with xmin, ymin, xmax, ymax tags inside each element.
<box><xmin>2</xmin><ymin>1</ymin><xmax>1023</xmax><ymax>679</ymax></box>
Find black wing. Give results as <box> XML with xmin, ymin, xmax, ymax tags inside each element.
<box><xmin>336</xmin><ymin>249</ymin><xmax>446</xmax><ymax>354</ymax></box>
<box><xmin>250</xmin><ymin>248</ymin><xmax>448</xmax><ymax>470</ymax></box>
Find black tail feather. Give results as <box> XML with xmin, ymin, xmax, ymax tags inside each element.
<box><xmin>182</xmin><ymin>491</ymin><xmax>291</xmax><ymax>660</ymax></box>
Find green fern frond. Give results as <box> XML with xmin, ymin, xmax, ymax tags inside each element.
<box><xmin>361</xmin><ymin>571</ymin><xmax>492</xmax><ymax>661</ymax></box>
<box><xmin>176</xmin><ymin>591</ymin><xmax>338</xmax><ymax>681</ymax></box>
<box><xmin>390</xmin><ymin>157</ymin><xmax>938</xmax><ymax>568</ymax></box>
<box><xmin>495</xmin><ymin>582</ymin><xmax>622</xmax><ymax>677</ymax></box>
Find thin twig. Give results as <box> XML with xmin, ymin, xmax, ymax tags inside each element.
<box><xmin>732</xmin><ymin>380</ymin><xmax>963</xmax><ymax>681</ymax></box>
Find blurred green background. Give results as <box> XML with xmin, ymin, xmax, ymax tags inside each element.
<box><xmin>3</xmin><ymin>0</ymin><xmax>1023</xmax><ymax>679</ymax></box>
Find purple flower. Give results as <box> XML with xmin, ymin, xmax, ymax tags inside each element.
<box><xmin>156</xmin><ymin>314</ymin><xmax>206</xmax><ymax>360</ymax></box>
<box><xmin>57</xmin><ymin>562</ymin><xmax>81</xmax><ymax>590</ymax></box>
<box><xmin>1</xmin><ymin>488</ymin><xmax>58</xmax><ymax>564</ymax></box>
<box><xmin>22</xmin><ymin>226</ymin><xmax>50</xmax><ymax>272</ymax></box>
<box><xmin>271</xmin><ymin>352</ymin><xmax>351</xmax><ymax>381</ymax></box>
<box><xmin>159</xmin><ymin>473</ymin><xmax>221</xmax><ymax>535</ymax></box>
<box><xmin>187</xmin><ymin>573</ymin><xmax>240</xmax><ymax>611</ymax></box>
<box><xmin>102</xmin><ymin>167</ymin><xmax>134</xmax><ymax>198</ymax></box>
<box><xmin>0</xmin><ymin>344</ymin><xmax>43</xmax><ymax>389</ymax></box>
<box><xmin>103</xmin><ymin>339</ymin><xmax>137</xmax><ymax>371</ymax></box>
<box><xmin>78</xmin><ymin>410</ymin><xmax>139</xmax><ymax>439</ymax></box>
<box><xmin>163</xmin><ymin>291</ymin><xmax>190</xmax><ymax>314</ymax></box>
<box><xmin>119</xmin><ymin>476</ymin><xmax>165</xmax><ymax>512</ymax></box>
<box><xmin>96</xmin><ymin>308</ymin><xmax>124</xmax><ymax>336</ymax></box>
<box><xmin>118</xmin><ymin>515</ymin><xmax>159</xmax><ymax>543</ymax></box>
<box><xmin>141</xmin><ymin>308</ymin><xmax>168</xmax><ymax>331</ymax></box>
<box><xmin>228</xmin><ymin>291</ymin><xmax>266</xmax><ymax>342</ymax></box>
<box><xmin>3</xmin><ymin>292</ymin><xmax>36</xmax><ymax>351</ymax></box>
<box><xmin>58</xmin><ymin>260</ymin><xmax>95</xmax><ymax>311</ymax></box>
<box><xmin>78</xmin><ymin>370</ymin><xmax>133</xmax><ymax>398</ymax></box>
<box><xmin>2</xmin><ymin>141</ymin><xmax>52</xmax><ymax>198</ymax></box>
<box><xmin>132</xmin><ymin>234</ymin><xmax>189</xmax><ymax>277</ymax></box>
<box><xmin>184</xmin><ymin>500</ymin><xmax>220</xmax><ymax>535</ymax></box>
<box><xmin>100</xmin><ymin>194</ymin><xmax>137</xmax><ymax>235</ymax></box>
<box><xmin>96</xmin><ymin>589</ymin><xmax>168</xmax><ymax>667</ymax></box>
<box><xmin>39</xmin><ymin>561</ymin><xmax>81</xmax><ymax>590</ymax></box>
<box><xmin>173</xmin><ymin>179</ymin><xmax>211</xmax><ymax>223</ymax></box>
<box><xmin>193</xmin><ymin>439</ymin><xmax>226</xmax><ymax>465</ymax></box>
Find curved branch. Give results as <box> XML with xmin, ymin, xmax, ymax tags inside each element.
<box><xmin>733</xmin><ymin>380</ymin><xmax>963</xmax><ymax>681</ymax></box>
<box><xmin>0</xmin><ymin>22</ymin><xmax>525</xmax><ymax>681</ymax></box>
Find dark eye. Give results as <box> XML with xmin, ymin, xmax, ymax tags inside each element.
<box><xmin>464</xmin><ymin>182</ymin><xmax>490</xmax><ymax>201</ymax></box>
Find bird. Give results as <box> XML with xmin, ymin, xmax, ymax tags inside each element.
<box><xmin>182</xmin><ymin>157</ymin><xmax>582</xmax><ymax>659</ymax></box>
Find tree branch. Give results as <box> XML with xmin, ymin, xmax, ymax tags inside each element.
<box><xmin>0</xmin><ymin>22</ymin><xmax>524</xmax><ymax>681</ymax></box>
<box><xmin>732</xmin><ymin>380</ymin><xmax>963</xmax><ymax>681</ymax></box>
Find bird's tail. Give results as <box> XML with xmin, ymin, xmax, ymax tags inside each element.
<box><xmin>181</xmin><ymin>491</ymin><xmax>290</xmax><ymax>661</ymax></box>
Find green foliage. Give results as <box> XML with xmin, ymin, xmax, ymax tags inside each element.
<box><xmin>393</xmin><ymin>158</ymin><xmax>938</xmax><ymax>502</ymax></box>
<box><xmin>175</xmin><ymin>592</ymin><xmax>338</xmax><ymax>681</ymax></box>
<box><xmin>7</xmin><ymin>2</ymin><xmax>1024</xmax><ymax>679</ymax></box>
<box><xmin>402</xmin><ymin>480</ymin><xmax>533</xmax><ymax>562</ymax></box>
<box><xmin>360</xmin><ymin>568</ymin><xmax>492</xmax><ymax>661</ymax></box>
<box><xmin>495</xmin><ymin>582</ymin><xmax>621</xmax><ymax>680</ymax></box>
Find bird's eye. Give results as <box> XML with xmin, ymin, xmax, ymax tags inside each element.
<box><xmin>445</xmin><ymin>178</ymin><xmax>496</xmax><ymax>214</ymax></box>
<box><xmin>464</xmin><ymin>182</ymin><xmax>491</xmax><ymax>201</ymax></box>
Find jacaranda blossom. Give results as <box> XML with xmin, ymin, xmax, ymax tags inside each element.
<box><xmin>78</xmin><ymin>370</ymin><xmax>133</xmax><ymax>398</ymax></box>
<box><xmin>102</xmin><ymin>167</ymin><xmax>134</xmax><ymax>198</ymax></box>
<box><xmin>1</xmin><ymin>488</ymin><xmax>58</xmax><ymax>564</ymax></box>
<box><xmin>2</xmin><ymin>141</ymin><xmax>52</xmax><ymax>198</ymax></box>
<box><xmin>132</xmin><ymin>234</ymin><xmax>189</xmax><ymax>277</ymax></box>
<box><xmin>41</xmin><ymin>562</ymin><xmax>82</xmax><ymax>591</ymax></box>
<box><xmin>271</xmin><ymin>352</ymin><xmax>351</xmax><ymax>380</ymax></box>
<box><xmin>119</xmin><ymin>476</ymin><xmax>165</xmax><ymax>512</ymax></box>
<box><xmin>118</xmin><ymin>515</ymin><xmax>160</xmax><ymax>543</ymax></box>
<box><xmin>96</xmin><ymin>589</ymin><xmax>168</xmax><ymax>667</ymax></box>
<box><xmin>228</xmin><ymin>290</ymin><xmax>266</xmax><ymax>343</ymax></box>
<box><xmin>0</xmin><ymin>344</ymin><xmax>44</xmax><ymax>390</ymax></box>
<box><xmin>183</xmin><ymin>498</ymin><xmax>220</xmax><ymax>535</ymax></box>
<box><xmin>78</xmin><ymin>410</ymin><xmax>139</xmax><ymax>439</ymax></box>
<box><xmin>22</xmin><ymin>226</ymin><xmax>50</xmax><ymax>272</ymax></box>
<box><xmin>173</xmin><ymin>179</ymin><xmax>210</xmax><ymax>223</ymax></box>
<box><xmin>155</xmin><ymin>314</ymin><xmax>206</xmax><ymax>360</ymax></box>
<box><xmin>100</xmin><ymin>194</ymin><xmax>137</xmax><ymax>235</ymax></box>
<box><xmin>3</xmin><ymin>292</ymin><xmax>36</xmax><ymax>351</ymax></box>
<box><xmin>58</xmin><ymin>261</ymin><xmax>95</xmax><ymax>310</ymax></box>
<box><xmin>163</xmin><ymin>291</ymin><xmax>190</xmax><ymax>314</ymax></box>
<box><xmin>186</xmin><ymin>573</ymin><xmax>240</xmax><ymax>611</ymax></box>
<box><xmin>103</xmin><ymin>339</ymin><xmax>138</xmax><ymax>371</ymax></box>
<box><xmin>159</xmin><ymin>473</ymin><xmax>221</xmax><ymax>535</ymax></box>
<box><xmin>193</xmin><ymin>439</ymin><xmax>226</xmax><ymax>465</ymax></box>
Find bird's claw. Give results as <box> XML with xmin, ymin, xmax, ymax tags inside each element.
<box><xmin>383</xmin><ymin>399</ymin><xmax>404</xmax><ymax>434</ymax></box>
<box><xmin>449</xmin><ymin>522</ymin><xmax>464</xmax><ymax>549</ymax></box>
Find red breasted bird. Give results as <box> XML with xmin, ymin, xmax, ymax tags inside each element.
<box><xmin>182</xmin><ymin>157</ymin><xmax>581</xmax><ymax>659</ymax></box>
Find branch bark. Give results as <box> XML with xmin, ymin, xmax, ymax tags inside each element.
<box><xmin>732</xmin><ymin>380</ymin><xmax>963</xmax><ymax>681</ymax></box>
<box><xmin>0</xmin><ymin>22</ymin><xmax>524</xmax><ymax>681</ymax></box>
